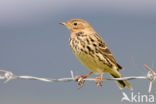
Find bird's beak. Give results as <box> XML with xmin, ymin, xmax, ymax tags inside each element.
<box><xmin>59</xmin><ymin>22</ymin><xmax>66</xmax><ymax>25</ymax></box>
<box><xmin>59</xmin><ymin>22</ymin><xmax>70</xmax><ymax>27</ymax></box>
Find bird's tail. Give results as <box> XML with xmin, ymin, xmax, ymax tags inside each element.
<box><xmin>109</xmin><ymin>70</ymin><xmax>133</xmax><ymax>90</ymax></box>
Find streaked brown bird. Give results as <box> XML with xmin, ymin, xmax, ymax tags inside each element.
<box><xmin>60</xmin><ymin>19</ymin><xmax>133</xmax><ymax>90</ymax></box>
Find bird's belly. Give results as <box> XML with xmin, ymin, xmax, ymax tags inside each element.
<box><xmin>74</xmin><ymin>52</ymin><xmax>107</xmax><ymax>74</ymax></box>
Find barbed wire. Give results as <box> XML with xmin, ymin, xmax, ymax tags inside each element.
<box><xmin>0</xmin><ymin>64</ymin><xmax>155</xmax><ymax>93</ymax></box>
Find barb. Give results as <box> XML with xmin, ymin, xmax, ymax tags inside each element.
<box><xmin>0</xmin><ymin>64</ymin><xmax>155</xmax><ymax>93</ymax></box>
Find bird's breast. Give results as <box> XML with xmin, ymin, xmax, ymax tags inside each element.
<box><xmin>69</xmin><ymin>35</ymin><xmax>108</xmax><ymax>73</ymax></box>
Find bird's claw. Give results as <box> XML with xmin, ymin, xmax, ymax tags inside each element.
<box><xmin>95</xmin><ymin>77</ymin><xmax>103</xmax><ymax>88</ymax></box>
<box><xmin>76</xmin><ymin>75</ymin><xmax>87</xmax><ymax>88</ymax></box>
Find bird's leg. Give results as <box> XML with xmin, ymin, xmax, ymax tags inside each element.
<box><xmin>76</xmin><ymin>72</ymin><xmax>93</xmax><ymax>88</ymax></box>
<box><xmin>95</xmin><ymin>72</ymin><xmax>104</xmax><ymax>88</ymax></box>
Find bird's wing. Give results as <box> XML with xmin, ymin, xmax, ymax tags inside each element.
<box><xmin>93</xmin><ymin>33</ymin><xmax>122</xmax><ymax>70</ymax></box>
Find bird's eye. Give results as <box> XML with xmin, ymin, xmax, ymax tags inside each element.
<box><xmin>73</xmin><ymin>23</ymin><xmax>77</xmax><ymax>26</ymax></box>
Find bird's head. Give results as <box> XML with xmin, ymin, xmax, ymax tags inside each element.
<box><xmin>60</xmin><ymin>19</ymin><xmax>94</xmax><ymax>33</ymax></box>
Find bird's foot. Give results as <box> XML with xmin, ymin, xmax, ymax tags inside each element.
<box><xmin>95</xmin><ymin>76</ymin><xmax>103</xmax><ymax>87</ymax></box>
<box><xmin>95</xmin><ymin>72</ymin><xmax>104</xmax><ymax>88</ymax></box>
<box><xmin>76</xmin><ymin>75</ymin><xmax>87</xmax><ymax>88</ymax></box>
<box><xmin>75</xmin><ymin>72</ymin><xmax>93</xmax><ymax>89</ymax></box>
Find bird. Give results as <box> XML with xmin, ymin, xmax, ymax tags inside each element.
<box><xmin>60</xmin><ymin>19</ymin><xmax>133</xmax><ymax>90</ymax></box>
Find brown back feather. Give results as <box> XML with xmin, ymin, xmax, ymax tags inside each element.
<box><xmin>93</xmin><ymin>33</ymin><xmax>122</xmax><ymax>70</ymax></box>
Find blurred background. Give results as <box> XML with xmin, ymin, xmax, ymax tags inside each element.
<box><xmin>0</xmin><ymin>0</ymin><xmax>156</xmax><ymax>104</ymax></box>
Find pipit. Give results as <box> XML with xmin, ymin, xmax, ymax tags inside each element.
<box><xmin>60</xmin><ymin>19</ymin><xmax>133</xmax><ymax>90</ymax></box>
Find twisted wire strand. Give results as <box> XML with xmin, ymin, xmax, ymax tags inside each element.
<box><xmin>0</xmin><ymin>64</ymin><xmax>155</xmax><ymax>93</ymax></box>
